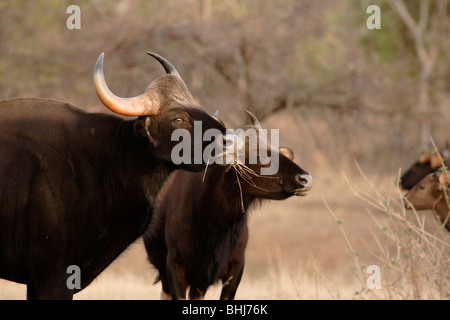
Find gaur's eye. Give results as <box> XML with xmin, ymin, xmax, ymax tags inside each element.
<box><xmin>173</xmin><ymin>117</ymin><xmax>184</xmax><ymax>125</ymax></box>
<box><xmin>418</xmin><ymin>184</ymin><xmax>425</xmax><ymax>190</ymax></box>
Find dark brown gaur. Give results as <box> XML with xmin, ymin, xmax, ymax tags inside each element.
<box><xmin>404</xmin><ymin>170</ymin><xmax>450</xmax><ymax>231</ymax></box>
<box><xmin>143</xmin><ymin>112</ymin><xmax>312</xmax><ymax>300</ymax></box>
<box><xmin>0</xmin><ymin>52</ymin><xmax>226</xmax><ymax>299</ymax></box>
<box><xmin>400</xmin><ymin>146</ymin><xmax>449</xmax><ymax>190</ymax></box>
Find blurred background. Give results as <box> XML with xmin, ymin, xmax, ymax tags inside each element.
<box><xmin>1</xmin><ymin>0</ymin><xmax>449</xmax><ymax>171</ymax></box>
<box><xmin>0</xmin><ymin>0</ymin><xmax>449</xmax><ymax>299</ymax></box>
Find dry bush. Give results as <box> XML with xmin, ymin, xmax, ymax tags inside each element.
<box><xmin>329</xmin><ymin>163</ymin><xmax>450</xmax><ymax>299</ymax></box>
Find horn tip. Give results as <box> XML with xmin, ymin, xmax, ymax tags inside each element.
<box><xmin>146</xmin><ymin>51</ymin><xmax>159</xmax><ymax>59</ymax></box>
<box><xmin>244</xmin><ymin>110</ymin><xmax>255</xmax><ymax>118</ymax></box>
<box><xmin>146</xmin><ymin>51</ymin><xmax>180</xmax><ymax>77</ymax></box>
<box><xmin>243</xmin><ymin>110</ymin><xmax>261</xmax><ymax>128</ymax></box>
<box><xmin>94</xmin><ymin>52</ymin><xmax>105</xmax><ymax>75</ymax></box>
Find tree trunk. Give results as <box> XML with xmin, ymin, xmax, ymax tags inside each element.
<box><xmin>388</xmin><ymin>0</ymin><xmax>440</xmax><ymax>150</ymax></box>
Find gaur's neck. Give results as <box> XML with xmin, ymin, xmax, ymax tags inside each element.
<box><xmin>198</xmin><ymin>166</ymin><xmax>256</xmax><ymax>225</ymax></box>
<box><xmin>101</xmin><ymin>118</ymin><xmax>174</xmax><ymax>205</ymax></box>
<box><xmin>78</xmin><ymin>117</ymin><xmax>175</xmax><ymax>288</ymax></box>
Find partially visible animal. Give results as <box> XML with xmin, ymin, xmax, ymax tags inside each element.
<box><xmin>144</xmin><ymin>112</ymin><xmax>312</xmax><ymax>300</ymax></box>
<box><xmin>404</xmin><ymin>170</ymin><xmax>450</xmax><ymax>231</ymax></box>
<box><xmin>0</xmin><ymin>52</ymin><xmax>226</xmax><ymax>299</ymax></box>
<box><xmin>400</xmin><ymin>146</ymin><xmax>449</xmax><ymax>190</ymax></box>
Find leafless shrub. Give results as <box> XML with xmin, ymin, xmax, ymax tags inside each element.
<box><xmin>325</xmin><ymin>161</ymin><xmax>450</xmax><ymax>299</ymax></box>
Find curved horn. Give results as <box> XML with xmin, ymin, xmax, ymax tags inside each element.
<box><xmin>244</xmin><ymin>110</ymin><xmax>262</xmax><ymax>129</ymax></box>
<box><xmin>212</xmin><ymin>110</ymin><xmax>225</xmax><ymax>127</ymax></box>
<box><xmin>147</xmin><ymin>52</ymin><xmax>181</xmax><ymax>78</ymax></box>
<box><xmin>94</xmin><ymin>53</ymin><xmax>160</xmax><ymax>116</ymax></box>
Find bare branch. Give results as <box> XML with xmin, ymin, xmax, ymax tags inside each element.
<box><xmin>387</xmin><ymin>0</ymin><xmax>419</xmax><ymax>38</ymax></box>
<box><xmin>418</xmin><ymin>0</ymin><xmax>430</xmax><ymax>38</ymax></box>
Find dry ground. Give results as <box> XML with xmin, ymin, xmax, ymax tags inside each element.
<box><xmin>1</xmin><ymin>168</ymin><xmax>448</xmax><ymax>300</ymax></box>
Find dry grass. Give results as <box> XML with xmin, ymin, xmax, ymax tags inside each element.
<box><xmin>340</xmin><ymin>164</ymin><xmax>450</xmax><ymax>299</ymax></box>
<box><xmin>3</xmin><ymin>166</ymin><xmax>448</xmax><ymax>300</ymax></box>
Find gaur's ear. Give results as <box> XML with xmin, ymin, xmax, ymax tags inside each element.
<box><xmin>430</xmin><ymin>152</ymin><xmax>444</xmax><ymax>169</ymax></box>
<box><xmin>134</xmin><ymin>116</ymin><xmax>158</xmax><ymax>147</ymax></box>
<box><xmin>418</xmin><ymin>151</ymin><xmax>431</xmax><ymax>164</ymax></box>
<box><xmin>279</xmin><ymin>147</ymin><xmax>294</xmax><ymax>161</ymax></box>
<box><xmin>438</xmin><ymin>171</ymin><xmax>450</xmax><ymax>189</ymax></box>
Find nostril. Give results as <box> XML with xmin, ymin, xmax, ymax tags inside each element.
<box><xmin>295</xmin><ymin>173</ymin><xmax>313</xmax><ymax>190</ymax></box>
